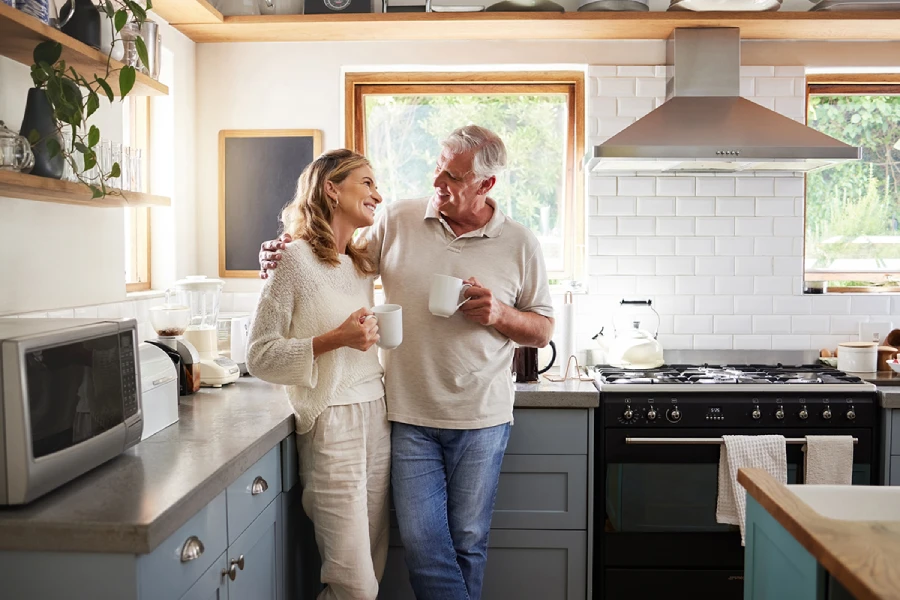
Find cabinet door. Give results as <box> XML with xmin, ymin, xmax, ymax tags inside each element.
<box><xmin>181</xmin><ymin>552</ymin><xmax>228</xmax><ymax>600</ymax></box>
<box><xmin>228</xmin><ymin>498</ymin><xmax>279</xmax><ymax>600</ymax></box>
<box><xmin>492</xmin><ymin>455</ymin><xmax>588</xmax><ymax>530</ymax></box>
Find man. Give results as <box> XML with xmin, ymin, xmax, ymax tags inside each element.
<box><xmin>260</xmin><ymin>125</ymin><xmax>555</xmax><ymax>599</ymax></box>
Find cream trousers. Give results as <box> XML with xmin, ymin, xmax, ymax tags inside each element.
<box><xmin>297</xmin><ymin>397</ymin><xmax>391</xmax><ymax>600</ymax></box>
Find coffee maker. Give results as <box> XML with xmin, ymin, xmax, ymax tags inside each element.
<box><xmin>146</xmin><ymin>295</ymin><xmax>201</xmax><ymax>396</ymax></box>
<box><xmin>175</xmin><ymin>276</ymin><xmax>240</xmax><ymax>387</ymax></box>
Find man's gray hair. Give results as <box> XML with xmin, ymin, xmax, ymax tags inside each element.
<box><xmin>441</xmin><ymin>125</ymin><xmax>508</xmax><ymax>180</ymax></box>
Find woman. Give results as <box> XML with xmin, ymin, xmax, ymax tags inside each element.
<box><xmin>247</xmin><ymin>149</ymin><xmax>388</xmax><ymax>600</ymax></box>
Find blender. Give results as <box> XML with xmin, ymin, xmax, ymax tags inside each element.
<box><xmin>175</xmin><ymin>275</ymin><xmax>240</xmax><ymax>387</ymax></box>
<box><xmin>147</xmin><ymin>292</ymin><xmax>201</xmax><ymax>395</ymax></box>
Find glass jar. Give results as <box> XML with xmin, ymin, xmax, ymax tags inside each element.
<box><xmin>0</xmin><ymin>121</ymin><xmax>35</xmax><ymax>173</ymax></box>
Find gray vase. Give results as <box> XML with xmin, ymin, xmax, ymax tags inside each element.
<box><xmin>20</xmin><ymin>88</ymin><xmax>64</xmax><ymax>180</ymax></box>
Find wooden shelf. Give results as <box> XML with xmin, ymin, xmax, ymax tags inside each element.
<box><xmin>150</xmin><ymin>0</ymin><xmax>223</xmax><ymax>25</ymax></box>
<box><xmin>172</xmin><ymin>11</ymin><xmax>900</xmax><ymax>43</ymax></box>
<box><xmin>0</xmin><ymin>3</ymin><xmax>168</xmax><ymax>96</ymax></box>
<box><xmin>0</xmin><ymin>170</ymin><xmax>171</xmax><ymax>208</ymax></box>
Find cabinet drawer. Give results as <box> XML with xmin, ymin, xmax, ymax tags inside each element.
<box><xmin>138</xmin><ymin>491</ymin><xmax>227</xmax><ymax>600</ymax></box>
<box><xmin>227</xmin><ymin>444</ymin><xmax>281</xmax><ymax>544</ymax></box>
<box><xmin>892</xmin><ymin>411</ymin><xmax>900</xmax><ymax>455</ymax></box>
<box><xmin>507</xmin><ymin>409</ymin><xmax>588</xmax><ymax>455</ymax></box>
<box><xmin>492</xmin><ymin>454</ymin><xmax>588</xmax><ymax>530</ymax></box>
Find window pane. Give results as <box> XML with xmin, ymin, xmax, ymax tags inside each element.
<box><xmin>806</xmin><ymin>95</ymin><xmax>900</xmax><ymax>279</ymax></box>
<box><xmin>363</xmin><ymin>94</ymin><xmax>570</xmax><ymax>272</ymax></box>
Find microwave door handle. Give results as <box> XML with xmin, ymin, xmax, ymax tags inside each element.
<box><xmin>624</xmin><ymin>437</ymin><xmax>858</xmax><ymax>445</ymax></box>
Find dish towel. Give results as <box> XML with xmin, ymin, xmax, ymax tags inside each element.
<box><xmin>716</xmin><ymin>435</ymin><xmax>787</xmax><ymax>546</ymax></box>
<box><xmin>803</xmin><ymin>435</ymin><xmax>854</xmax><ymax>485</ymax></box>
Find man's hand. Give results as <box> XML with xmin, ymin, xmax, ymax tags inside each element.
<box><xmin>259</xmin><ymin>233</ymin><xmax>293</xmax><ymax>279</ymax></box>
<box><xmin>460</xmin><ymin>277</ymin><xmax>506</xmax><ymax>327</ymax></box>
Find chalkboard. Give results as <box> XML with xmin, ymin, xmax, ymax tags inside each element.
<box><xmin>218</xmin><ymin>130</ymin><xmax>322</xmax><ymax>277</ymax></box>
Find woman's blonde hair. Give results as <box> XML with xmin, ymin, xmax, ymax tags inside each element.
<box><xmin>280</xmin><ymin>149</ymin><xmax>376</xmax><ymax>277</ymax></box>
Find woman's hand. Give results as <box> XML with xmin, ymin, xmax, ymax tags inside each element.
<box><xmin>335</xmin><ymin>308</ymin><xmax>380</xmax><ymax>351</ymax></box>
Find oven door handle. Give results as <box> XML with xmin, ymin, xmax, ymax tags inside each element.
<box><xmin>624</xmin><ymin>437</ymin><xmax>858</xmax><ymax>445</ymax></box>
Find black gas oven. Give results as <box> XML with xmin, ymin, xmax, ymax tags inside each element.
<box><xmin>592</xmin><ymin>364</ymin><xmax>880</xmax><ymax>600</ymax></box>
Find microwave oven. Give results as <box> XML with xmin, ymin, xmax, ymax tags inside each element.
<box><xmin>0</xmin><ymin>318</ymin><xmax>143</xmax><ymax>505</ymax></box>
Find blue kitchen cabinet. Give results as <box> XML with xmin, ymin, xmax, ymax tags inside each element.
<box><xmin>182</xmin><ymin>552</ymin><xmax>229</xmax><ymax>600</ymax></box>
<box><xmin>744</xmin><ymin>495</ymin><xmax>855</xmax><ymax>600</ymax></box>
<box><xmin>880</xmin><ymin>406</ymin><xmax>900</xmax><ymax>485</ymax></box>
<box><xmin>227</xmin><ymin>497</ymin><xmax>280</xmax><ymax>600</ymax></box>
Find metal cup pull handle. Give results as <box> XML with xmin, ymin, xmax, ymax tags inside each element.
<box><xmin>251</xmin><ymin>476</ymin><xmax>268</xmax><ymax>496</ymax></box>
<box><xmin>180</xmin><ymin>535</ymin><xmax>205</xmax><ymax>563</ymax></box>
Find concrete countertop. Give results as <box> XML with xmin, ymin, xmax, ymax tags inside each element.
<box><xmin>0</xmin><ymin>377</ymin><xmax>595</xmax><ymax>554</ymax></box>
<box><xmin>878</xmin><ymin>389</ymin><xmax>900</xmax><ymax>409</ymax></box>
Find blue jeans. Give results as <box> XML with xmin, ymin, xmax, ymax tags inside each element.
<box><xmin>391</xmin><ymin>422</ymin><xmax>511</xmax><ymax>600</ymax></box>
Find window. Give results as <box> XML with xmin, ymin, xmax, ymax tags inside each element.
<box><xmin>805</xmin><ymin>76</ymin><xmax>900</xmax><ymax>292</ymax></box>
<box><xmin>123</xmin><ymin>96</ymin><xmax>150</xmax><ymax>292</ymax></box>
<box><xmin>345</xmin><ymin>71</ymin><xmax>585</xmax><ymax>280</ymax></box>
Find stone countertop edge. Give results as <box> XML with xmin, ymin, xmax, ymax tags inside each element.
<box><xmin>0</xmin><ymin>377</ymin><xmax>595</xmax><ymax>554</ymax></box>
<box><xmin>878</xmin><ymin>389</ymin><xmax>900</xmax><ymax>409</ymax></box>
<box><xmin>737</xmin><ymin>468</ymin><xmax>900</xmax><ymax>600</ymax></box>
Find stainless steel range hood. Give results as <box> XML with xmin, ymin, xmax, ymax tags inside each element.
<box><xmin>586</xmin><ymin>28</ymin><xmax>861</xmax><ymax>174</ymax></box>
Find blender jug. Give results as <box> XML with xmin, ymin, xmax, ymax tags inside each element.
<box><xmin>174</xmin><ymin>276</ymin><xmax>240</xmax><ymax>387</ymax></box>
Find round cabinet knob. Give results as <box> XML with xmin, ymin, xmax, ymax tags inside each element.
<box><xmin>222</xmin><ymin>564</ymin><xmax>237</xmax><ymax>582</ymax></box>
<box><xmin>623</xmin><ymin>409</ymin><xmax>634</xmax><ymax>420</ymax></box>
<box><xmin>668</xmin><ymin>408</ymin><xmax>682</xmax><ymax>422</ymax></box>
<box><xmin>647</xmin><ymin>409</ymin><xmax>657</xmax><ymax>421</ymax></box>
<box><xmin>799</xmin><ymin>408</ymin><xmax>809</xmax><ymax>420</ymax></box>
<box><xmin>775</xmin><ymin>408</ymin><xmax>785</xmax><ymax>420</ymax></box>
<box><xmin>751</xmin><ymin>408</ymin><xmax>761</xmax><ymax>420</ymax></box>
<box><xmin>822</xmin><ymin>408</ymin><xmax>832</xmax><ymax>420</ymax></box>
<box><xmin>846</xmin><ymin>409</ymin><xmax>856</xmax><ymax>421</ymax></box>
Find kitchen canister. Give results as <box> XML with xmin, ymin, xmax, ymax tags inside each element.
<box><xmin>837</xmin><ymin>341</ymin><xmax>878</xmax><ymax>373</ymax></box>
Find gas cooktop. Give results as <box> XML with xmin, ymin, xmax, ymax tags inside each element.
<box><xmin>591</xmin><ymin>363</ymin><xmax>878</xmax><ymax>393</ymax></box>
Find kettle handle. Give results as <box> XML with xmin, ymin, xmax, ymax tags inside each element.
<box><xmin>537</xmin><ymin>340</ymin><xmax>557</xmax><ymax>374</ymax></box>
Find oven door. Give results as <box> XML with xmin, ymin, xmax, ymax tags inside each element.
<box><xmin>599</xmin><ymin>427</ymin><xmax>874</xmax><ymax>599</ymax></box>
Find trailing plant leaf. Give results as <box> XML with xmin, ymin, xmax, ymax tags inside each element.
<box><xmin>115</xmin><ymin>9</ymin><xmax>128</xmax><ymax>32</ymax></box>
<box><xmin>88</xmin><ymin>125</ymin><xmax>101</xmax><ymax>148</ymax></box>
<box><xmin>86</xmin><ymin>92</ymin><xmax>100</xmax><ymax>119</ymax></box>
<box><xmin>104</xmin><ymin>0</ymin><xmax>115</xmax><ymax>17</ymax></box>
<box><xmin>135</xmin><ymin>36</ymin><xmax>149</xmax><ymax>72</ymax></box>
<box><xmin>125</xmin><ymin>0</ymin><xmax>147</xmax><ymax>22</ymax></box>
<box><xmin>84</xmin><ymin>151</ymin><xmax>97</xmax><ymax>171</ymax></box>
<box><xmin>119</xmin><ymin>66</ymin><xmax>136</xmax><ymax>97</ymax></box>
<box><xmin>75</xmin><ymin>141</ymin><xmax>90</xmax><ymax>154</ymax></box>
<box><xmin>91</xmin><ymin>186</ymin><xmax>103</xmax><ymax>199</ymax></box>
<box><xmin>27</xmin><ymin>130</ymin><xmax>40</xmax><ymax>145</ymax></box>
<box><xmin>111</xmin><ymin>162</ymin><xmax>121</xmax><ymax>179</ymax></box>
<box><xmin>96</xmin><ymin>77</ymin><xmax>114</xmax><ymax>102</ymax></box>
<box><xmin>33</xmin><ymin>42</ymin><xmax>62</xmax><ymax>69</ymax></box>
<box><xmin>46</xmin><ymin>138</ymin><xmax>61</xmax><ymax>159</ymax></box>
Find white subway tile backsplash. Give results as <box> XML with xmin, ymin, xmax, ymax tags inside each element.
<box><xmin>810</xmin><ymin>296</ymin><xmax>852</xmax><ymax>315</ymax></box>
<box><xmin>695</xmin><ymin>217</ymin><xmax>735</xmax><ymax>236</ymax></box>
<box><xmin>637</xmin><ymin>197</ymin><xmax>676</xmax><ymax>216</ymax></box>
<box><xmin>588</xmin><ymin>256</ymin><xmax>619</xmax><ymax>275</ymax></box>
<box><xmin>750</xmin><ymin>97</ymin><xmax>776</xmax><ymax>111</ymax></box>
<box><xmin>636</xmin><ymin>276</ymin><xmax>676</xmax><ymax>295</ymax></box>
<box><xmin>811</xmin><ymin>335</ymin><xmax>852</xmax><ymax>351</ymax></box>
<box><xmin>735</xmin><ymin>217</ymin><xmax>774</xmax><ymax>236</ymax></box>
<box><xmin>740</xmin><ymin>77</ymin><xmax>755</xmax><ymax>97</ymax></box>
<box><xmin>636</xmin><ymin>77</ymin><xmax>666</xmax><ymax>97</ymax></box>
<box><xmin>831</xmin><ymin>316</ymin><xmax>870</xmax><ymax>335</ymax></box>
<box><xmin>714</xmin><ymin>315</ymin><xmax>752</xmax><ymax>334</ymax></box>
<box><xmin>674</xmin><ymin>315</ymin><xmax>713</xmax><ymax>334</ymax></box>
<box><xmin>599</xmin><ymin>237</ymin><xmax>637</xmax><ymax>255</ymax></box>
<box><xmin>598</xmin><ymin>196</ymin><xmax>637</xmax><ymax>215</ymax></box>
<box><xmin>675</xmin><ymin>237</ymin><xmax>715</xmax><ymax>256</ymax></box>
<box><xmin>716</xmin><ymin>277</ymin><xmax>754</xmax><ymax>295</ymax></box>
<box><xmin>774</xmin><ymin>66</ymin><xmax>806</xmax><ymax>77</ymax></box>
<box><xmin>601</xmin><ymin>276</ymin><xmax>638</xmax><ymax>295</ymax></box>
<box><xmin>753</xmin><ymin>315</ymin><xmax>792</xmax><ymax>334</ymax></box>
<box><xmin>617</xmin><ymin>177</ymin><xmax>655</xmax><ymax>197</ymax></box>
<box><xmin>589</xmin><ymin>216</ymin><xmax>618</xmax><ymax>236</ymax></box>
<box><xmin>694</xmin><ymin>335</ymin><xmax>733</xmax><ymax>349</ymax></box>
<box><xmin>599</xmin><ymin>117</ymin><xmax>636</xmax><ymax>136</ymax></box>
<box><xmin>773</xmin><ymin>217</ymin><xmax>804</xmax><ymax>237</ymax></box>
<box><xmin>735</xmin><ymin>295</ymin><xmax>773</xmax><ymax>315</ymax></box>
<box><xmin>754</xmin><ymin>276</ymin><xmax>795</xmax><ymax>295</ymax></box>
<box><xmin>716</xmin><ymin>237</ymin><xmax>755</xmax><ymax>256</ymax></box>
<box><xmin>754</xmin><ymin>237</ymin><xmax>796</xmax><ymax>257</ymax></box>
<box><xmin>773</xmin><ymin>296</ymin><xmax>812</xmax><ymax>315</ymax></box>
<box><xmin>734</xmin><ymin>335</ymin><xmax>772</xmax><ymax>350</ymax></box>
<box><xmin>697</xmin><ymin>295</ymin><xmax>735</xmax><ymax>315</ymax></box>
<box><xmin>696</xmin><ymin>256</ymin><xmax>736</xmax><ymax>276</ymax></box>
<box><xmin>675</xmin><ymin>276</ymin><xmax>716</xmax><ymax>295</ymax></box>
<box><xmin>657</xmin><ymin>256</ymin><xmax>695</xmax><ymax>275</ymax></box>
<box><xmin>48</xmin><ymin>309</ymin><xmax>76</xmax><ymax>318</ymax></box>
<box><xmin>850</xmin><ymin>296</ymin><xmax>892</xmax><ymax>316</ymax></box>
<box><xmin>756</xmin><ymin>198</ymin><xmax>795</xmax><ymax>216</ymax></box>
<box><xmin>617</xmin><ymin>217</ymin><xmax>656</xmax><ymax>236</ymax></box>
<box><xmin>736</xmin><ymin>177</ymin><xmax>775</xmax><ymax>197</ymax></box>
<box><xmin>676</xmin><ymin>197</ymin><xmax>716</xmax><ymax>216</ymax></box>
<box><xmin>588</xmin><ymin>176</ymin><xmax>618</xmax><ymax>196</ymax></box>
<box><xmin>772</xmin><ymin>335</ymin><xmax>812</xmax><ymax>350</ymax></box>
<box><xmin>773</xmin><ymin>257</ymin><xmax>802</xmax><ymax>277</ymax></box>
<box><xmin>656</xmin><ymin>217</ymin><xmax>695</xmax><ymax>236</ymax></box>
<box><xmin>735</xmin><ymin>257</ymin><xmax>774</xmax><ymax>276</ymax></box>
<box><xmin>617</xmin><ymin>66</ymin><xmax>657</xmax><ymax>77</ymax></box>
<box><xmin>791</xmin><ymin>315</ymin><xmax>830</xmax><ymax>333</ymax></box>
<box><xmin>617</xmin><ymin>257</ymin><xmax>656</xmax><ymax>275</ymax></box>
<box><xmin>598</xmin><ymin>77</ymin><xmax>636</xmax><ymax>97</ymax></box>
<box><xmin>794</xmin><ymin>198</ymin><xmax>805</xmax><ymax>216</ymax></box>
<box><xmin>656</xmin><ymin>177</ymin><xmax>695</xmax><ymax>196</ymax></box>
<box><xmin>73</xmin><ymin>306</ymin><xmax>99</xmax><ymax>319</ymax></box>
<box><xmin>97</xmin><ymin>303</ymin><xmax>122</xmax><ymax>318</ymax></box>
<box><xmin>658</xmin><ymin>334</ymin><xmax>693</xmax><ymax>349</ymax></box>
<box><xmin>637</xmin><ymin>237</ymin><xmax>676</xmax><ymax>256</ymax></box>
<box><xmin>775</xmin><ymin>97</ymin><xmax>806</xmax><ymax>121</ymax></box>
<box><xmin>741</xmin><ymin>66</ymin><xmax>776</xmax><ymax>77</ymax></box>
<box><xmin>891</xmin><ymin>296</ymin><xmax>900</xmax><ymax>315</ymax></box>
<box><xmin>590</xmin><ymin>97</ymin><xmax>618</xmax><ymax>118</ymax></box>
<box><xmin>617</xmin><ymin>97</ymin><xmax>656</xmax><ymax>118</ymax></box>
<box><xmin>715</xmin><ymin>197</ymin><xmax>756</xmax><ymax>217</ymax></box>
<box><xmin>588</xmin><ymin>66</ymin><xmax>617</xmax><ymax>78</ymax></box>
<box><xmin>773</xmin><ymin>178</ymin><xmax>804</xmax><ymax>197</ymax></box>
<box><xmin>755</xmin><ymin>77</ymin><xmax>794</xmax><ymax>97</ymax></box>
<box><xmin>695</xmin><ymin>178</ymin><xmax>735</xmax><ymax>197</ymax></box>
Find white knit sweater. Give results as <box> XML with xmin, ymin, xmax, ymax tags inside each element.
<box><xmin>246</xmin><ymin>240</ymin><xmax>384</xmax><ymax>434</ymax></box>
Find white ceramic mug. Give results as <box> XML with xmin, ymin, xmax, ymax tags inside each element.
<box><xmin>373</xmin><ymin>304</ymin><xmax>403</xmax><ymax>349</ymax></box>
<box><xmin>429</xmin><ymin>275</ymin><xmax>472</xmax><ymax>318</ymax></box>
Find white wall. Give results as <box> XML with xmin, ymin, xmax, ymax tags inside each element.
<box><xmin>0</xmin><ymin>18</ymin><xmax>197</xmax><ymax>321</ymax></box>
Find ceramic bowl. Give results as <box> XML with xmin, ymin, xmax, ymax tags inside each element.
<box><xmin>819</xmin><ymin>357</ymin><xmax>838</xmax><ymax>368</ymax></box>
<box><xmin>887</xmin><ymin>359</ymin><xmax>900</xmax><ymax>374</ymax></box>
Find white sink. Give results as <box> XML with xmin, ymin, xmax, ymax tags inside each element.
<box><xmin>786</xmin><ymin>484</ymin><xmax>900</xmax><ymax>521</ymax></box>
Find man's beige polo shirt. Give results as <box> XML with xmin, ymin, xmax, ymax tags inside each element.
<box><xmin>365</xmin><ymin>196</ymin><xmax>554</xmax><ymax>430</ymax></box>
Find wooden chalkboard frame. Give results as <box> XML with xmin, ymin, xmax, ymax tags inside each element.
<box><xmin>218</xmin><ymin>129</ymin><xmax>323</xmax><ymax>278</ymax></box>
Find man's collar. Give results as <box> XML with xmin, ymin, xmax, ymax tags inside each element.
<box><xmin>424</xmin><ymin>195</ymin><xmax>506</xmax><ymax>238</ymax></box>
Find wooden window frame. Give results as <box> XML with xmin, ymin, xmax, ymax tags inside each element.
<box><xmin>804</xmin><ymin>74</ymin><xmax>900</xmax><ymax>292</ymax></box>
<box><xmin>344</xmin><ymin>71</ymin><xmax>586</xmax><ymax>281</ymax></box>
<box><xmin>125</xmin><ymin>96</ymin><xmax>151</xmax><ymax>293</ymax></box>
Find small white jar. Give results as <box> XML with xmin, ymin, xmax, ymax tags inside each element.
<box><xmin>837</xmin><ymin>342</ymin><xmax>878</xmax><ymax>373</ymax></box>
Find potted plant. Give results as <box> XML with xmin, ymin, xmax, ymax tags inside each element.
<box><xmin>22</xmin><ymin>0</ymin><xmax>153</xmax><ymax>198</ymax></box>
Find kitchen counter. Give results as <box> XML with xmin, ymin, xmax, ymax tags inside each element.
<box><xmin>0</xmin><ymin>377</ymin><xmax>594</xmax><ymax>554</ymax></box>
<box><xmin>738</xmin><ymin>468</ymin><xmax>900</xmax><ymax>600</ymax></box>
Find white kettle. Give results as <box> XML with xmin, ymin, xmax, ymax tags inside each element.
<box><xmin>596</xmin><ymin>300</ymin><xmax>665</xmax><ymax>369</ymax></box>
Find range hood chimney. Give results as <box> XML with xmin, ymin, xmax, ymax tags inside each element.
<box><xmin>586</xmin><ymin>28</ymin><xmax>860</xmax><ymax>174</ymax></box>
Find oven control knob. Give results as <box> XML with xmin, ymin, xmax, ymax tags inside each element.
<box><xmin>751</xmin><ymin>407</ymin><xmax>761</xmax><ymax>420</ymax></box>
<box><xmin>822</xmin><ymin>408</ymin><xmax>832</xmax><ymax>420</ymax></box>
<box><xmin>647</xmin><ymin>408</ymin><xmax>658</xmax><ymax>421</ymax></box>
<box><xmin>668</xmin><ymin>408</ymin><xmax>682</xmax><ymax>423</ymax></box>
<box><xmin>775</xmin><ymin>407</ymin><xmax>785</xmax><ymax>420</ymax></box>
<box><xmin>623</xmin><ymin>408</ymin><xmax>634</xmax><ymax>421</ymax></box>
<box><xmin>846</xmin><ymin>409</ymin><xmax>856</xmax><ymax>421</ymax></box>
<box><xmin>799</xmin><ymin>407</ymin><xmax>809</xmax><ymax>420</ymax></box>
